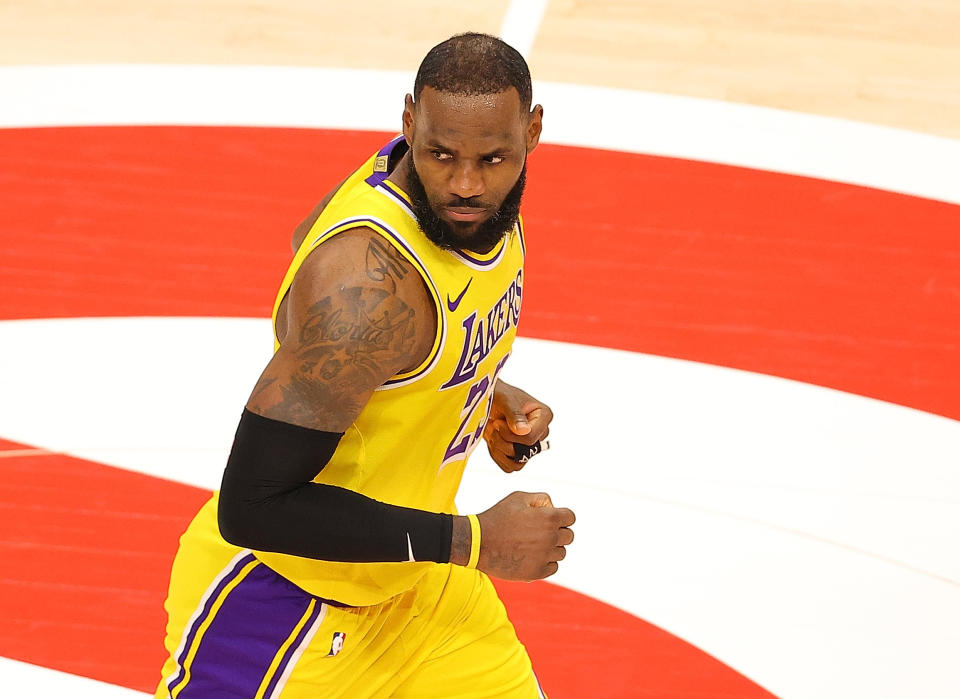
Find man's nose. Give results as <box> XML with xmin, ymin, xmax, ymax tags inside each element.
<box><xmin>449</xmin><ymin>162</ymin><xmax>484</xmax><ymax>200</ymax></box>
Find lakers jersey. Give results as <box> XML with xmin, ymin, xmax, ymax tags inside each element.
<box><xmin>189</xmin><ymin>135</ymin><xmax>526</xmax><ymax>606</ymax></box>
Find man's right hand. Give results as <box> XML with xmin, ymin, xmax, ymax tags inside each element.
<box><xmin>466</xmin><ymin>491</ymin><xmax>575</xmax><ymax>581</ymax></box>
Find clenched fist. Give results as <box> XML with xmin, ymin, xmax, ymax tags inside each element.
<box><xmin>463</xmin><ymin>491</ymin><xmax>575</xmax><ymax>581</ymax></box>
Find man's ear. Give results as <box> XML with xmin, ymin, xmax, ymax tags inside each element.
<box><xmin>403</xmin><ymin>94</ymin><xmax>416</xmax><ymax>145</ymax></box>
<box><xmin>526</xmin><ymin>104</ymin><xmax>544</xmax><ymax>153</ymax></box>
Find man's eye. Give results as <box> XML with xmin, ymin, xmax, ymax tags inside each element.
<box><xmin>484</xmin><ymin>156</ymin><xmax>504</xmax><ymax>164</ymax></box>
<box><xmin>431</xmin><ymin>151</ymin><xmax>452</xmax><ymax>161</ymax></box>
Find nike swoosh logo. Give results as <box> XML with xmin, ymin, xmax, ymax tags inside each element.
<box><xmin>446</xmin><ymin>278</ymin><xmax>473</xmax><ymax>312</ymax></box>
<box><xmin>406</xmin><ymin>532</ymin><xmax>416</xmax><ymax>562</ymax></box>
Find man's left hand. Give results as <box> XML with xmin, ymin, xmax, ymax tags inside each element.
<box><xmin>483</xmin><ymin>380</ymin><xmax>553</xmax><ymax>473</ymax></box>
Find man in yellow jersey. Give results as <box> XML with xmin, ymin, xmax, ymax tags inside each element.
<box><xmin>157</xmin><ymin>32</ymin><xmax>573</xmax><ymax>698</ymax></box>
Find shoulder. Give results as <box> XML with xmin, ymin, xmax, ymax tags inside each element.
<box><xmin>250</xmin><ymin>226</ymin><xmax>436</xmax><ymax>430</ymax></box>
<box><xmin>292</xmin><ymin>227</ymin><xmax>427</xmax><ymax>306</ymax></box>
<box><xmin>283</xmin><ymin>226</ymin><xmax>437</xmax><ymax>367</ymax></box>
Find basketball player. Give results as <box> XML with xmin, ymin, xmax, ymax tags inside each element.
<box><xmin>156</xmin><ymin>33</ymin><xmax>574</xmax><ymax>698</ymax></box>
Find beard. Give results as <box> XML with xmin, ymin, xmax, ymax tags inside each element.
<box><xmin>407</xmin><ymin>157</ymin><xmax>526</xmax><ymax>254</ymax></box>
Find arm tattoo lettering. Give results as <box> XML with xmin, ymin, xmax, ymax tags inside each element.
<box><xmin>259</xmin><ymin>285</ymin><xmax>418</xmax><ymax>427</ymax></box>
<box><xmin>365</xmin><ymin>237</ymin><xmax>409</xmax><ymax>289</ymax></box>
<box><xmin>298</xmin><ymin>287</ymin><xmax>416</xmax><ymax>379</ymax></box>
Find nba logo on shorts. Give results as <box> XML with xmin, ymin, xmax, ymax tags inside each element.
<box><xmin>328</xmin><ymin>632</ymin><xmax>346</xmax><ymax>657</ymax></box>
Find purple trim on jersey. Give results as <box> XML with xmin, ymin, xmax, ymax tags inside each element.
<box><xmin>448</xmin><ymin>241</ymin><xmax>506</xmax><ymax>268</ymax></box>
<box><xmin>516</xmin><ymin>218</ymin><xmax>526</xmax><ymax>258</ymax></box>
<box><xmin>377</xmin><ymin>181</ymin><xmax>416</xmax><ymax>218</ymax></box>
<box><xmin>166</xmin><ymin>552</ymin><xmax>256</xmax><ymax>695</ymax></box>
<box><xmin>312</xmin><ymin>216</ymin><xmax>421</xmax><ymax>269</ymax></box>
<box><xmin>175</xmin><ymin>562</ymin><xmax>315</xmax><ymax>698</ymax></box>
<box><xmin>261</xmin><ymin>601</ymin><xmax>324</xmax><ymax>698</ymax></box>
<box><xmin>364</xmin><ymin>135</ymin><xmax>406</xmax><ymax>187</ymax></box>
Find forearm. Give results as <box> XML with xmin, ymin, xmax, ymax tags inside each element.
<box><xmin>218</xmin><ymin>408</ymin><xmax>454</xmax><ymax>564</ymax></box>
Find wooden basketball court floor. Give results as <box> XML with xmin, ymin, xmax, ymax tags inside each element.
<box><xmin>1</xmin><ymin>2</ymin><xmax>958</xmax><ymax>697</ymax></box>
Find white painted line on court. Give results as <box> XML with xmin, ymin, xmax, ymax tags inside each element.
<box><xmin>0</xmin><ymin>657</ymin><xmax>151</xmax><ymax>698</ymax></box>
<box><xmin>499</xmin><ymin>0</ymin><xmax>550</xmax><ymax>58</ymax></box>
<box><xmin>0</xmin><ymin>65</ymin><xmax>958</xmax><ymax>206</ymax></box>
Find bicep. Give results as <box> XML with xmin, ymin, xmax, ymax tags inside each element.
<box><xmin>248</xmin><ymin>286</ymin><xmax>417</xmax><ymax>430</ymax></box>
<box><xmin>248</xmin><ymin>231</ymin><xmax>431</xmax><ymax>431</ymax></box>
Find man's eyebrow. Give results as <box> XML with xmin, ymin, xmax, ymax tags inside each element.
<box><xmin>423</xmin><ymin>141</ymin><xmax>513</xmax><ymax>157</ymax></box>
<box><xmin>482</xmin><ymin>146</ymin><xmax>513</xmax><ymax>157</ymax></box>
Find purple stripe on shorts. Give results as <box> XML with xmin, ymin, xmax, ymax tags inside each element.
<box><xmin>364</xmin><ymin>135</ymin><xmax>406</xmax><ymax>187</ymax></box>
<box><xmin>167</xmin><ymin>552</ymin><xmax>256</xmax><ymax>694</ymax></box>
<box><xmin>261</xmin><ymin>600</ymin><xmax>324</xmax><ymax>698</ymax></box>
<box><xmin>176</xmin><ymin>562</ymin><xmax>315</xmax><ymax>699</ymax></box>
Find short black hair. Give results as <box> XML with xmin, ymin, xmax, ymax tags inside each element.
<box><xmin>414</xmin><ymin>32</ymin><xmax>532</xmax><ymax>111</ymax></box>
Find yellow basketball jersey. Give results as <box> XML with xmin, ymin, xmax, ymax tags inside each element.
<box><xmin>247</xmin><ymin>135</ymin><xmax>526</xmax><ymax>605</ymax></box>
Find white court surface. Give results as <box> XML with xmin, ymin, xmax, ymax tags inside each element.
<box><xmin>1</xmin><ymin>65</ymin><xmax>959</xmax><ymax>206</ymax></box>
<box><xmin>0</xmin><ymin>657</ymin><xmax>150</xmax><ymax>699</ymax></box>
<box><xmin>0</xmin><ymin>316</ymin><xmax>958</xmax><ymax>698</ymax></box>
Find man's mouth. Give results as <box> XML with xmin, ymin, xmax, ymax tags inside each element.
<box><xmin>443</xmin><ymin>206</ymin><xmax>489</xmax><ymax>223</ymax></box>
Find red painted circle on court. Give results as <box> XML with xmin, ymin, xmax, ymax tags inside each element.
<box><xmin>3</xmin><ymin>125</ymin><xmax>958</xmax><ymax>696</ymax></box>
<box><xmin>2</xmin><ymin>126</ymin><xmax>957</xmax><ymax>419</ymax></box>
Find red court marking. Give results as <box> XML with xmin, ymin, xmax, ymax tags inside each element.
<box><xmin>2</xmin><ymin>126</ymin><xmax>957</xmax><ymax>420</ymax></box>
<box><xmin>0</xmin><ymin>441</ymin><xmax>209</xmax><ymax>690</ymax></box>
<box><xmin>0</xmin><ymin>447</ymin><xmax>773</xmax><ymax>697</ymax></box>
<box><xmin>1</xmin><ymin>125</ymin><xmax>956</xmax><ymax>695</ymax></box>
<box><xmin>494</xmin><ymin>579</ymin><xmax>775</xmax><ymax>698</ymax></box>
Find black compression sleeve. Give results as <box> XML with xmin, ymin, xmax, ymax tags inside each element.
<box><xmin>218</xmin><ymin>408</ymin><xmax>453</xmax><ymax>564</ymax></box>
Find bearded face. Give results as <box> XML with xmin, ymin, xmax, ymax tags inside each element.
<box><xmin>407</xmin><ymin>156</ymin><xmax>526</xmax><ymax>254</ymax></box>
<box><xmin>400</xmin><ymin>86</ymin><xmax>541</xmax><ymax>255</ymax></box>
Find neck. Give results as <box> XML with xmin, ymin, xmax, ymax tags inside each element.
<box><xmin>386</xmin><ymin>150</ymin><xmax>413</xmax><ymax>194</ymax></box>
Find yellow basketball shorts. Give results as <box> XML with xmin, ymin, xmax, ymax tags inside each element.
<box><xmin>156</xmin><ymin>544</ymin><xmax>546</xmax><ymax>698</ymax></box>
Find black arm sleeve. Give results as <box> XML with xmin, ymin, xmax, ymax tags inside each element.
<box><xmin>217</xmin><ymin>408</ymin><xmax>453</xmax><ymax>564</ymax></box>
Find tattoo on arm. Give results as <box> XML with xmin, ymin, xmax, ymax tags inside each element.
<box><xmin>450</xmin><ymin>517</ymin><xmax>471</xmax><ymax>566</ymax></box>
<box><xmin>486</xmin><ymin>550</ymin><xmax>525</xmax><ymax>575</ymax></box>
<box><xmin>250</xmin><ymin>376</ymin><xmax>277</xmax><ymax>401</ymax></box>
<box><xmin>298</xmin><ymin>287</ymin><xmax>416</xmax><ymax>378</ymax></box>
<box><xmin>365</xmin><ymin>237</ymin><xmax>409</xmax><ymax>290</ymax></box>
<box><xmin>254</xmin><ymin>284</ymin><xmax>418</xmax><ymax>428</ymax></box>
